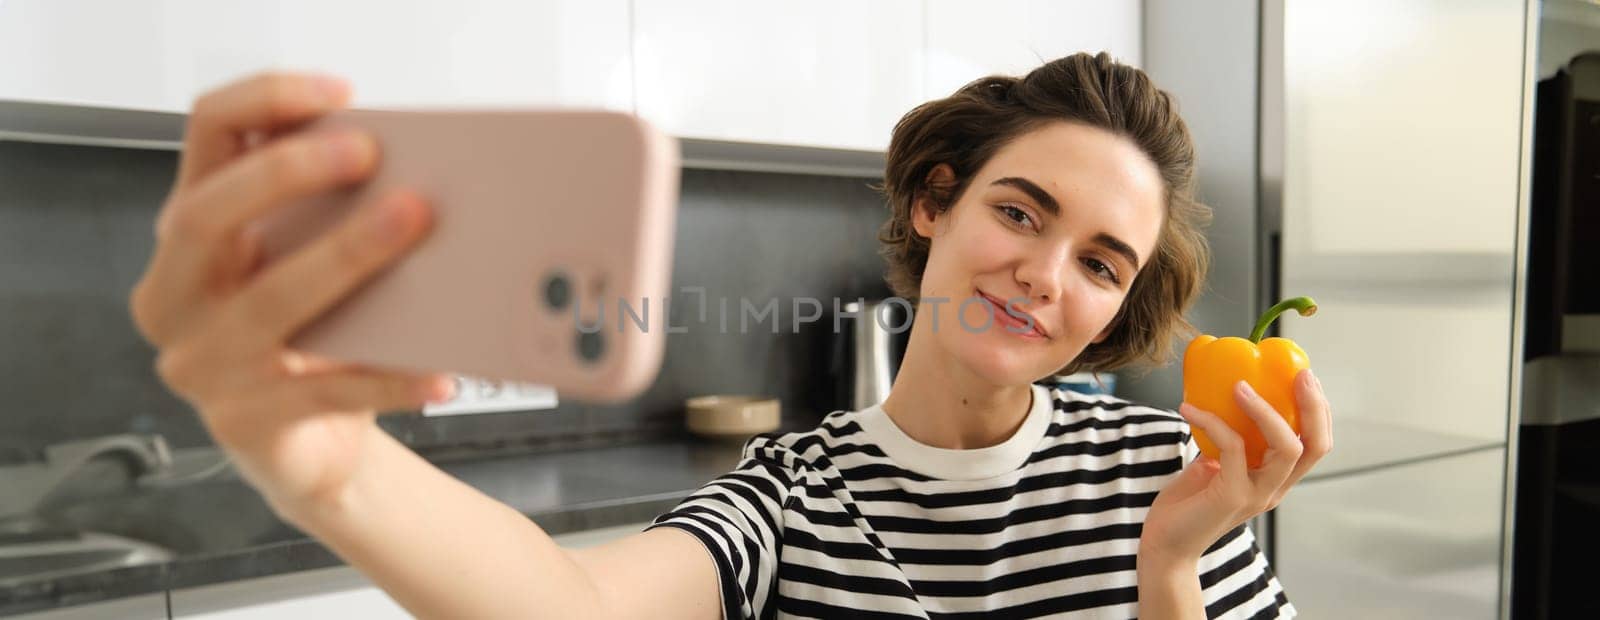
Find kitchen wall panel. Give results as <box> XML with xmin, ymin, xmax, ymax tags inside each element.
<box><xmin>0</xmin><ymin>139</ymin><xmax>892</xmax><ymax>460</ymax></box>
<box><xmin>1116</xmin><ymin>0</ymin><xmax>1260</xmax><ymax>409</ymax></box>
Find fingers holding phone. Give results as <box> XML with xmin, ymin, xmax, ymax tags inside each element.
<box><xmin>233</xmin><ymin>188</ymin><xmax>433</xmax><ymax>346</ymax></box>
<box><xmin>174</xmin><ymin>72</ymin><xmax>354</xmax><ymax>190</ymax></box>
<box><xmin>129</xmin><ymin>71</ymin><xmax>452</xmax><ymax>511</ymax></box>
<box><xmin>136</xmin><ymin>78</ymin><xmax>380</xmax><ymax>347</ymax></box>
<box><xmin>129</xmin><ymin>69</ymin><xmax>680</xmax><ymax>509</ymax></box>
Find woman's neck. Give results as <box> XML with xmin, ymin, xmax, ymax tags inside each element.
<box><xmin>878</xmin><ymin>308</ymin><xmax>1036</xmax><ymax>450</ymax></box>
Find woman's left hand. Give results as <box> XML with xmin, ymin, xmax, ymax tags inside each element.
<box><xmin>1140</xmin><ymin>369</ymin><xmax>1333</xmax><ymax>565</ymax></box>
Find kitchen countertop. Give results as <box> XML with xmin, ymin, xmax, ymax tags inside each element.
<box><xmin>0</xmin><ymin>410</ymin><xmax>1509</xmax><ymax>616</ymax></box>
<box><xmin>0</xmin><ymin>439</ymin><xmax>745</xmax><ymax>616</ymax></box>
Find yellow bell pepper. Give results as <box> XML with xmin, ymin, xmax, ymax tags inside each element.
<box><xmin>1181</xmin><ymin>297</ymin><xmax>1317</xmax><ymax>468</ymax></box>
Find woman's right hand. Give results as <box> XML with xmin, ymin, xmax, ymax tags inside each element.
<box><xmin>128</xmin><ymin>72</ymin><xmax>456</xmax><ymax>517</ymax></box>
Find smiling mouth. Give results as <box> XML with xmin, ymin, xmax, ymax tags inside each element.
<box><xmin>978</xmin><ymin>291</ymin><xmax>1047</xmax><ymax>338</ymax></box>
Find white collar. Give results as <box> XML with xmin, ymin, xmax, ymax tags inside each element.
<box><xmin>855</xmin><ymin>383</ymin><xmax>1051</xmax><ymax>480</ymax></box>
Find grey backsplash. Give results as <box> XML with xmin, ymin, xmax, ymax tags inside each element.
<box><xmin>0</xmin><ymin>139</ymin><xmax>892</xmax><ymax>462</ymax></box>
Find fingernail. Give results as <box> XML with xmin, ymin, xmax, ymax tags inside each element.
<box><xmin>326</xmin><ymin>131</ymin><xmax>375</xmax><ymax>176</ymax></box>
<box><xmin>374</xmin><ymin>193</ymin><xmax>417</xmax><ymax>243</ymax></box>
<box><xmin>1236</xmin><ymin>380</ymin><xmax>1258</xmax><ymax>399</ymax></box>
<box><xmin>421</xmin><ymin>375</ymin><xmax>456</xmax><ymax>403</ymax></box>
<box><xmin>314</xmin><ymin>76</ymin><xmax>350</xmax><ymax>106</ymax></box>
<box><xmin>1308</xmin><ymin>368</ymin><xmax>1322</xmax><ymax>389</ymax></box>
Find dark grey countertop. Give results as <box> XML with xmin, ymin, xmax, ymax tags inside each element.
<box><xmin>0</xmin><ymin>413</ymin><xmax>1509</xmax><ymax>616</ymax></box>
<box><xmin>0</xmin><ymin>439</ymin><xmax>745</xmax><ymax>617</ymax></box>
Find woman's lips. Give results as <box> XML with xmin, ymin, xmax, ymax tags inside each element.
<box><xmin>978</xmin><ymin>292</ymin><xmax>1046</xmax><ymax>339</ymax></box>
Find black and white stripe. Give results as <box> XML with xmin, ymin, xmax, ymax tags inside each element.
<box><xmin>649</xmin><ymin>381</ymin><xmax>1296</xmax><ymax>619</ymax></box>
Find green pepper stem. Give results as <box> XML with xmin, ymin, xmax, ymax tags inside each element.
<box><xmin>1249</xmin><ymin>296</ymin><xmax>1318</xmax><ymax>343</ymax></box>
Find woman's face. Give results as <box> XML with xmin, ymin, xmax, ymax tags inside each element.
<box><xmin>912</xmin><ymin>121</ymin><xmax>1167</xmax><ymax>386</ymax></box>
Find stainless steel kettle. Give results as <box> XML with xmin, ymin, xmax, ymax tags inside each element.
<box><xmin>836</xmin><ymin>299</ymin><xmax>911</xmax><ymax>411</ymax></box>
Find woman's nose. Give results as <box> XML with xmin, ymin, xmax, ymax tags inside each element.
<box><xmin>1014</xmin><ymin>243</ymin><xmax>1072</xmax><ymax>304</ymax></box>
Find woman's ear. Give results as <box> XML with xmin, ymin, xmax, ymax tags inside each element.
<box><xmin>912</xmin><ymin>164</ymin><xmax>956</xmax><ymax>238</ymax></box>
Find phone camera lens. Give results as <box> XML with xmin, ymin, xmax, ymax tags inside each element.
<box><xmin>543</xmin><ymin>271</ymin><xmax>572</xmax><ymax>311</ymax></box>
<box><xmin>576</xmin><ymin>329</ymin><xmax>605</xmax><ymax>364</ymax></box>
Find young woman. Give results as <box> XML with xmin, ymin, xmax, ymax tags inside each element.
<box><xmin>131</xmin><ymin>52</ymin><xmax>1331</xmax><ymax>618</ymax></box>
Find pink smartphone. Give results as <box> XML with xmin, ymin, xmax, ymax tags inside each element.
<box><xmin>247</xmin><ymin>108</ymin><xmax>680</xmax><ymax>404</ymax></box>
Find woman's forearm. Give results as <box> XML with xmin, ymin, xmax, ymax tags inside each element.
<box><xmin>277</xmin><ymin>425</ymin><xmax>605</xmax><ymax>619</ymax></box>
<box><xmin>1136</xmin><ymin>550</ymin><xmax>1206</xmax><ymax>620</ymax></box>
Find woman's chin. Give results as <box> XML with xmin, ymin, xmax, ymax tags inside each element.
<box><xmin>946</xmin><ymin>333</ymin><xmax>1044</xmax><ymax>387</ymax></box>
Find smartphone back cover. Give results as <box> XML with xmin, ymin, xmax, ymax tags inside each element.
<box><xmin>251</xmin><ymin>109</ymin><xmax>680</xmax><ymax>403</ymax></box>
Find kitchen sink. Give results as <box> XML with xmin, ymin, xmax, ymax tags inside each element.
<box><xmin>0</xmin><ymin>521</ymin><xmax>174</xmax><ymax>588</ymax></box>
<box><xmin>32</xmin><ymin>480</ymin><xmax>304</xmax><ymax>556</ymax></box>
<box><xmin>0</xmin><ymin>477</ymin><xmax>306</xmax><ymax>587</ymax></box>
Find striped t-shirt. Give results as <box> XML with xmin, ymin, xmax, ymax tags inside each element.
<box><xmin>648</xmin><ymin>380</ymin><xmax>1296</xmax><ymax>619</ymax></box>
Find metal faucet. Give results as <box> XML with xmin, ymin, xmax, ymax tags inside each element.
<box><xmin>0</xmin><ymin>434</ymin><xmax>173</xmax><ymax>519</ymax></box>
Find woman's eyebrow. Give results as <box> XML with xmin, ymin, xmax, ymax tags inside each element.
<box><xmin>990</xmin><ymin>177</ymin><xmax>1060</xmax><ymax>215</ymax></box>
<box><xmin>991</xmin><ymin>176</ymin><xmax>1142</xmax><ymax>270</ymax></box>
<box><xmin>1095</xmin><ymin>233</ymin><xmax>1141</xmax><ymax>271</ymax></box>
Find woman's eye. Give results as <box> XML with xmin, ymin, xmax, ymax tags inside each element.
<box><xmin>998</xmin><ymin>205</ymin><xmax>1033</xmax><ymax>228</ymax></box>
<box><xmin>1083</xmin><ymin>257</ymin><xmax>1121</xmax><ymax>284</ymax></box>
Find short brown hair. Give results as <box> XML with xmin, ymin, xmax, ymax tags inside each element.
<box><xmin>876</xmin><ymin>51</ymin><xmax>1212</xmax><ymax>376</ymax></box>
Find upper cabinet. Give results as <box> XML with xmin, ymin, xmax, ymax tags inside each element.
<box><xmin>632</xmin><ymin>0</ymin><xmax>924</xmax><ymax>152</ymax></box>
<box><xmin>0</xmin><ymin>0</ymin><xmax>633</xmax><ymax>113</ymax></box>
<box><xmin>1</xmin><ymin>0</ymin><xmax>1139</xmax><ymax>156</ymax></box>
<box><xmin>271</xmin><ymin>0</ymin><xmax>633</xmax><ymax>111</ymax></box>
<box><xmin>925</xmin><ymin>0</ymin><xmax>1142</xmax><ymax>100</ymax></box>
<box><xmin>0</xmin><ymin>0</ymin><xmax>197</xmax><ymax>111</ymax></box>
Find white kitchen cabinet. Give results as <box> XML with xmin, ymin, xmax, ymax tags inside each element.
<box><xmin>632</xmin><ymin>0</ymin><xmax>924</xmax><ymax>152</ymax></box>
<box><xmin>165</xmin><ymin>521</ymin><xmax>648</xmax><ymax>618</ymax></box>
<box><xmin>271</xmin><ymin>0</ymin><xmax>633</xmax><ymax>111</ymax></box>
<box><xmin>0</xmin><ymin>0</ymin><xmax>632</xmax><ymax>113</ymax></box>
<box><xmin>0</xmin><ymin>0</ymin><xmax>208</xmax><ymax>111</ymax></box>
<box><xmin>3</xmin><ymin>0</ymin><xmax>1141</xmax><ymax>156</ymax></box>
<box><xmin>13</xmin><ymin>593</ymin><xmax>167</xmax><ymax>620</ymax></box>
<box><xmin>924</xmin><ymin>0</ymin><xmax>1142</xmax><ymax>100</ymax></box>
